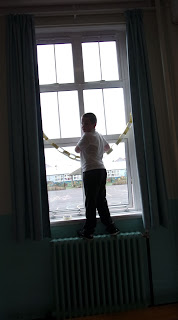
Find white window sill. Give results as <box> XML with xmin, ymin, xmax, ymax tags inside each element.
<box><xmin>50</xmin><ymin>209</ymin><xmax>142</xmax><ymax>227</ymax></box>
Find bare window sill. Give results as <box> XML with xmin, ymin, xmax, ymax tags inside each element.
<box><xmin>50</xmin><ymin>210</ymin><xmax>142</xmax><ymax>226</ymax></box>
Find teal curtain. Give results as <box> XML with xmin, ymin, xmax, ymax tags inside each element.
<box><xmin>125</xmin><ymin>10</ymin><xmax>168</xmax><ymax>229</ymax></box>
<box><xmin>7</xmin><ymin>14</ymin><xmax>51</xmax><ymax>241</ymax></box>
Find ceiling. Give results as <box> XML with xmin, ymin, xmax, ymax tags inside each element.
<box><xmin>0</xmin><ymin>0</ymin><xmax>150</xmax><ymax>7</ymax></box>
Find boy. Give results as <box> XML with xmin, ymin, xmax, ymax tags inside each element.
<box><xmin>75</xmin><ymin>112</ymin><xmax>120</xmax><ymax>240</ymax></box>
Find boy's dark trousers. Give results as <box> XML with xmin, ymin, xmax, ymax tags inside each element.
<box><xmin>83</xmin><ymin>168</ymin><xmax>113</xmax><ymax>234</ymax></box>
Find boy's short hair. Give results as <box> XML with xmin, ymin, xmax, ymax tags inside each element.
<box><xmin>82</xmin><ymin>112</ymin><xmax>97</xmax><ymax>124</ymax></box>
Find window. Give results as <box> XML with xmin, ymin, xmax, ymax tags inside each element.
<box><xmin>36</xmin><ymin>26</ymin><xmax>142</xmax><ymax>223</ymax></box>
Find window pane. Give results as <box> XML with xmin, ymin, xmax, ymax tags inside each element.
<box><xmin>103</xmin><ymin>142</ymin><xmax>128</xmax><ymax>207</ymax></box>
<box><xmin>82</xmin><ymin>42</ymin><xmax>101</xmax><ymax>82</ymax></box>
<box><xmin>58</xmin><ymin>91</ymin><xmax>81</xmax><ymax>138</ymax></box>
<box><xmin>83</xmin><ymin>88</ymin><xmax>126</xmax><ymax>135</ymax></box>
<box><xmin>83</xmin><ymin>89</ymin><xmax>106</xmax><ymax>134</ymax></box>
<box><xmin>37</xmin><ymin>45</ymin><xmax>56</xmax><ymax>85</ymax></box>
<box><xmin>55</xmin><ymin>44</ymin><xmax>74</xmax><ymax>84</ymax></box>
<box><xmin>100</xmin><ymin>41</ymin><xmax>119</xmax><ymax>80</ymax></box>
<box><xmin>82</xmin><ymin>41</ymin><xmax>119</xmax><ymax>82</ymax></box>
<box><xmin>104</xmin><ymin>88</ymin><xmax>126</xmax><ymax>134</ymax></box>
<box><xmin>45</xmin><ymin>147</ymin><xmax>83</xmax><ymax>221</ymax></box>
<box><xmin>40</xmin><ymin>92</ymin><xmax>60</xmax><ymax>139</ymax></box>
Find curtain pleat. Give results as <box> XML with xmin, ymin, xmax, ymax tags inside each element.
<box><xmin>7</xmin><ymin>14</ymin><xmax>51</xmax><ymax>241</ymax></box>
<box><xmin>125</xmin><ymin>10</ymin><xmax>168</xmax><ymax>229</ymax></box>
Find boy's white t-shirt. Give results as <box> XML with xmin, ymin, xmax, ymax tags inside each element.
<box><xmin>76</xmin><ymin>130</ymin><xmax>108</xmax><ymax>172</ymax></box>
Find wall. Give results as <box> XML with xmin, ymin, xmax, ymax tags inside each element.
<box><xmin>0</xmin><ymin>216</ymin><xmax>54</xmax><ymax>319</ymax></box>
<box><xmin>0</xmin><ymin>3</ymin><xmax>178</xmax><ymax>319</ymax></box>
<box><xmin>144</xmin><ymin>7</ymin><xmax>178</xmax><ymax>304</ymax></box>
<box><xmin>0</xmin><ymin>16</ymin><xmax>54</xmax><ymax>319</ymax></box>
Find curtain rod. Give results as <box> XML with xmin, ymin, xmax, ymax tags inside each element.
<box><xmin>0</xmin><ymin>3</ymin><xmax>156</xmax><ymax>17</ymax></box>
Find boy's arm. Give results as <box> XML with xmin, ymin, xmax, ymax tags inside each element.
<box><xmin>102</xmin><ymin>135</ymin><xmax>110</xmax><ymax>152</ymax></box>
<box><xmin>75</xmin><ymin>133</ymin><xmax>89</xmax><ymax>153</ymax></box>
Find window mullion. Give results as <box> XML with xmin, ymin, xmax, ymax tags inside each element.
<box><xmin>40</xmin><ymin>83</ymin><xmax>79</xmax><ymax>92</ymax></box>
<box><xmin>44</xmin><ymin>137</ymin><xmax>80</xmax><ymax>148</ymax></box>
<box><xmin>102</xmin><ymin>89</ymin><xmax>108</xmax><ymax>135</ymax></box>
<box><xmin>116</xmin><ymin>31</ymin><xmax>125</xmax><ymax>81</ymax></box>
<box><xmin>57</xmin><ymin>92</ymin><xmax>62</xmax><ymax>138</ymax></box>
<box><xmin>98</xmin><ymin>42</ymin><xmax>103</xmax><ymax>80</ymax></box>
<box><xmin>125</xmin><ymin>139</ymin><xmax>133</xmax><ymax>208</ymax></box>
<box><xmin>78</xmin><ymin>88</ymin><xmax>85</xmax><ymax>131</ymax></box>
<box><xmin>127</xmin><ymin>129</ymin><xmax>142</xmax><ymax>211</ymax></box>
<box><xmin>82</xmin><ymin>80</ymin><xmax>123</xmax><ymax>90</ymax></box>
<box><xmin>72</xmin><ymin>36</ymin><xmax>85</xmax><ymax>127</ymax></box>
<box><xmin>117</xmin><ymin>31</ymin><xmax>130</xmax><ymax>121</ymax></box>
<box><xmin>72</xmin><ymin>36</ymin><xmax>84</xmax><ymax>85</ymax></box>
<box><xmin>53</xmin><ymin>44</ymin><xmax>58</xmax><ymax>83</ymax></box>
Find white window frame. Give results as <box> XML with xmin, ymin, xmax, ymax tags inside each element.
<box><xmin>36</xmin><ymin>24</ymin><xmax>142</xmax><ymax>223</ymax></box>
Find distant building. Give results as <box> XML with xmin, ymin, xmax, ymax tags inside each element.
<box><xmin>46</xmin><ymin>158</ymin><xmax>127</xmax><ymax>185</ymax></box>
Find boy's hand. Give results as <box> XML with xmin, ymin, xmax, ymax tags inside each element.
<box><xmin>75</xmin><ymin>146</ymin><xmax>81</xmax><ymax>153</ymax></box>
<box><xmin>104</xmin><ymin>143</ymin><xmax>110</xmax><ymax>152</ymax></box>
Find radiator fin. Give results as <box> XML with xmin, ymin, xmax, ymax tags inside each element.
<box><xmin>51</xmin><ymin>232</ymin><xmax>149</xmax><ymax>319</ymax></box>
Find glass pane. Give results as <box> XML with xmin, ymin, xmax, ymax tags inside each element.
<box><xmin>82</xmin><ymin>41</ymin><xmax>119</xmax><ymax>82</ymax></box>
<box><xmin>100</xmin><ymin>41</ymin><xmax>119</xmax><ymax>80</ymax></box>
<box><xmin>104</xmin><ymin>88</ymin><xmax>126</xmax><ymax>134</ymax></box>
<box><xmin>103</xmin><ymin>142</ymin><xmax>128</xmax><ymax>208</ymax></box>
<box><xmin>37</xmin><ymin>45</ymin><xmax>56</xmax><ymax>85</ymax></box>
<box><xmin>82</xmin><ymin>42</ymin><xmax>101</xmax><ymax>82</ymax></box>
<box><xmin>55</xmin><ymin>44</ymin><xmax>74</xmax><ymax>84</ymax></box>
<box><xmin>45</xmin><ymin>147</ymin><xmax>84</xmax><ymax>221</ymax></box>
<box><xmin>40</xmin><ymin>92</ymin><xmax>60</xmax><ymax>139</ymax></box>
<box><xmin>58</xmin><ymin>91</ymin><xmax>81</xmax><ymax>138</ymax></box>
<box><xmin>83</xmin><ymin>89</ymin><xmax>106</xmax><ymax>135</ymax></box>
